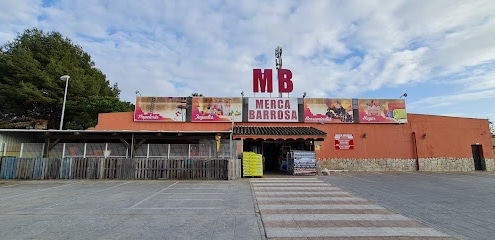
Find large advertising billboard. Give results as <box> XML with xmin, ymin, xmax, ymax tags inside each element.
<box><xmin>358</xmin><ymin>99</ymin><xmax>407</xmax><ymax>123</ymax></box>
<box><xmin>134</xmin><ymin>97</ymin><xmax>187</xmax><ymax>122</ymax></box>
<box><xmin>304</xmin><ymin>98</ymin><xmax>353</xmax><ymax>123</ymax></box>
<box><xmin>191</xmin><ymin>97</ymin><xmax>242</xmax><ymax>122</ymax></box>
<box><xmin>248</xmin><ymin>97</ymin><xmax>299</xmax><ymax>122</ymax></box>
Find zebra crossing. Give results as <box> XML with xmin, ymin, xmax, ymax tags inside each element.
<box><xmin>251</xmin><ymin>178</ymin><xmax>456</xmax><ymax>239</ymax></box>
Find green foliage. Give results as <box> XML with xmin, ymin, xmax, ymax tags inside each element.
<box><xmin>65</xmin><ymin>96</ymin><xmax>134</xmax><ymax>130</ymax></box>
<box><xmin>0</xmin><ymin>28</ymin><xmax>133</xmax><ymax>129</ymax></box>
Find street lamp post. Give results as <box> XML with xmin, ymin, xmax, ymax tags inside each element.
<box><xmin>59</xmin><ymin>75</ymin><xmax>70</xmax><ymax>130</ymax></box>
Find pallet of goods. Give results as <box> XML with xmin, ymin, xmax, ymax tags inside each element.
<box><xmin>242</xmin><ymin>151</ymin><xmax>263</xmax><ymax>177</ymax></box>
<box><xmin>287</xmin><ymin>150</ymin><xmax>316</xmax><ymax>175</ymax></box>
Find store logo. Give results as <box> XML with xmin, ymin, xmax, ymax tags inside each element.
<box><xmin>252</xmin><ymin>69</ymin><xmax>293</xmax><ymax>93</ymax></box>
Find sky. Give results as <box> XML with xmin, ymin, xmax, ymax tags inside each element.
<box><xmin>1</xmin><ymin>0</ymin><xmax>494</xmax><ymax>121</ymax></box>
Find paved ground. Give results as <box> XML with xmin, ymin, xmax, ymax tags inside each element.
<box><xmin>319</xmin><ymin>172</ymin><xmax>495</xmax><ymax>240</ymax></box>
<box><xmin>252</xmin><ymin>177</ymin><xmax>455</xmax><ymax>239</ymax></box>
<box><xmin>0</xmin><ymin>180</ymin><xmax>263</xmax><ymax>240</ymax></box>
<box><xmin>1</xmin><ymin>172</ymin><xmax>494</xmax><ymax>239</ymax></box>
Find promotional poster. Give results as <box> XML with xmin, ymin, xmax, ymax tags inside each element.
<box><xmin>134</xmin><ymin>97</ymin><xmax>187</xmax><ymax>122</ymax></box>
<box><xmin>191</xmin><ymin>97</ymin><xmax>242</xmax><ymax>122</ymax></box>
<box><xmin>358</xmin><ymin>99</ymin><xmax>407</xmax><ymax>123</ymax></box>
<box><xmin>304</xmin><ymin>98</ymin><xmax>353</xmax><ymax>123</ymax></box>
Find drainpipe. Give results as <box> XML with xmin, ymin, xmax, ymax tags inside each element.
<box><xmin>412</xmin><ymin>132</ymin><xmax>419</xmax><ymax>171</ymax></box>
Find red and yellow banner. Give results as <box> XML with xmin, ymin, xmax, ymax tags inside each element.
<box><xmin>358</xmin><ymin>99</ymin><xmax>407</xmax><ymax>123</ymax></box>
<box><xmin>304</xmin><ymin>98</ymin><xmax>353</xmax><ymax>123</ymax></box>
<box><xmin>134</xmin><ymin>97</ymin><xmax>187</xmax><ymax>122</ymax></box>
<box><xmin>191</xmin><ymin>97</ymin><xmax>242</xmax><ymax>122</ymax></box>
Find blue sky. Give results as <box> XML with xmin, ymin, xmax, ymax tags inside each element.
<box><xmin>1</xmin><ymin>0</ymin><xmax>494</xmax><ymax>120</ymax></box>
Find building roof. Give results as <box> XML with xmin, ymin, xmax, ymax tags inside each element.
<box><xmin>233</xmin><ymin>126</ymin><xmax>326</xmax><ymax>136</ymax></box>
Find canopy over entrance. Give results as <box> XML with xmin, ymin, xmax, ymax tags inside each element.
<box><xmin>233</xmin><ymin>126</ymin><xmax>326</xmax><ymax>141</ymax></box>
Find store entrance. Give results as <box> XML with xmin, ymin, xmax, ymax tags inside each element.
<box><xmin>243</xmin><ymin>140</ymin><xmax>309</xmax><ymax>173</ymax></box>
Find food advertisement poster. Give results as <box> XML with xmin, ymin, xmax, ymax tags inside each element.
<box><xmin>304</xmin><ymin>98</ymin><xmax>353</xmax><ymax>123</ymax></box>
<box><xmin>358</xmin><ymin>99</ymin><xmax>407</xmax><ymax>123</ymax></box>
<box><xmin>191</xmin><ymin>97</ymin><xmax>242</xmax><ymax>122</ymax></box>
<box><xmin>134</xmin><ymin>97</ymin><xmax>187</xmax><ymax>122</ymax></box>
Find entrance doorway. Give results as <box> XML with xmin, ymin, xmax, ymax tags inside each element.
<box><xmin>471</xmin><ymin>144</ymin><xmax>485</xmax><ymax>171</ymax></box>
<box><xmin>243</xmin><ymin>140</ymin><xmax>310</xmax><ymax>173</ymax></box>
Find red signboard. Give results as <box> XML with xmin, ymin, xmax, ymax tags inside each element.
<box><xmin>247</xmin><ymin>98</ymin><xmax>298</xmax><ymax>122</ymax></box>
<box><xmin>252</xmin><ymin>69</ymin><xmax>294</xmax><ymax>93</ymax></box>
<box><xmin>334</xmin><ymin>134</ymin><xmax>354</xmax><ymax>150</ymax></box>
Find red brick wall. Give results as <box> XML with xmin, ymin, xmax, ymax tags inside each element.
<box><xmin>93</xmin><ymin>112</ymin><xmax>493</xmax><ymax>160</ymax></box>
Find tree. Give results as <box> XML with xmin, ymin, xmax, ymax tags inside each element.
<box><xmin>0</xmin><ymin>28</ymin><xmax>133</xmax><ymax>129</ymax></box>
<box><xmin>66</xmin><ymin>95</ymin><xmax>134</xmax><ymax>130</ymax></box>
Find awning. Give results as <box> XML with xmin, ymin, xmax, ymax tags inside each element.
<box><xmin>233</xmin><ymin>126</ymin><xmax>326</xmax><ymax>141</ymax></box>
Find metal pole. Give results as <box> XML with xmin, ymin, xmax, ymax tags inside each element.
<box><xmin>41</xmin><ymin>143</ymin><xmax>45</xmax><ymax>158</ymax></box>
<box><xmin>20</xmin><ymin>143</ymin><xmax>24</xmax><ymax>158</ymax></box>
<box><xmin>230</xmin><ymin>99</ymin><xmax>235</xmax><ymax>160</ymax></box>
<box><xmin>130</xmin><ymin>133</ymin><xmax>134</xmax><ymax>158</ymax></box>
<box><xmin>59</xmin><ymin>75</ymin><xmax>70</xmax><ymax>130</ymax></box>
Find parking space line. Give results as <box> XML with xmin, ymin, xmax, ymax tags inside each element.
<box><xmin>38</xmin><ymin>181</ymin><xmax>132</xmax><ymax>209</ymax></box>
<box><xmin>0</xmin><ymin>181</ymin><xmax>83</xmax><ymax>201</ymax></box>
<box><xmin>157</xmin><ymin>198</ymin><xmax>224</xmax><ymax>201</ymax></box>
<box><xmin>167</xmin><ymin>188</ymin><xmax>226</xmax><ymax>190</ymax></box>
<box><xmin>129</xmin><ymin>207</ymin><xmax>222</xmax><ymax>210</ymax></box>
<box><xmin>127</xmin><ymin>181</ymin><xmax>178</xmax><ymax>209</ymax></box>
<box><xmin>157</xmin><ymin>193</ymin><xmax>226</xmax><ymax>195</ymax></box>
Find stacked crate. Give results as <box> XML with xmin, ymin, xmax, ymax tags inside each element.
<box><xmin>287</xmin><ymin>150</ymin><xmax>316</xmax><ymax>175</ymax></box>
<box><xmin>242</xmin><ymin>152</ymin><xmax>263</xmax><ymax>177</ymax></box>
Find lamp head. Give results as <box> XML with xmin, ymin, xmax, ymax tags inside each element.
<box><xmin>60</xmin><ymin>75</ymin><xmax>70</xmax><ymax>81</ymax></box>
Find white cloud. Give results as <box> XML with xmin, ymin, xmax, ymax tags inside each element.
<box><xmin>1</xmin><ymin>0</ymin><xmax>495</xmax><ymax>119</ymax></box>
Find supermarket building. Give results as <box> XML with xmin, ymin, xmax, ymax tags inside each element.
<box><xmin>90</xmin><ymin>94</ymin><xmax>493</xmax><ymax>172</ymax></box>
<box><xmin>1</xmin><ymin>68</ymin><xmax>494</xmax><ymax>175</ymax></box>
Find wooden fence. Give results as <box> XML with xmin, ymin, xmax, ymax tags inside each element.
<box><xmin>0</xmin><ymin>157</ymin><xmax>241</xmax><ymax>180</ymax></box>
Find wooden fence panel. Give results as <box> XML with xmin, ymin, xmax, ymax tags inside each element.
<box><xmin>33</xmin><ymin>158</ymin><xmax>44</xmax><ymax>179</ymax></box>
<box><xmin>59</xmin><ymin>158</ymin><xmax>72</xmax><ymax>179</ymax></box>
<box><xmin>0</xmin><ymin>157</ymin><xmax>233</xmax><ymax>180</ymax></box>
<box><xmin>118</xmin><ymin>158</ymin><xmax>134</xmax><ymax>180</ymax></box>
<box><xmin>45</xmin><ymin>158</ymin><xmax>60</xmax><ymax>179</ymax></box>
<box><xmin>1</xmin><ymin>157</ymin><xmax>17</xmax><ymax>179</ymax></box>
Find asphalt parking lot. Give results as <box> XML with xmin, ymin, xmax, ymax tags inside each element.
<box><xmin>0</xmin><ymin>180</ymin><xmax>263</xmax><ymax>240</ymax></box>
<box><xmin>319</xmin><ymin>172</ymin><xmax>495</xmax><ymax>240</ymax></box>
<box><xmin>1</xmin><ymin>172</ymin><xmax>494</xmax><ymax>240</ymax></box>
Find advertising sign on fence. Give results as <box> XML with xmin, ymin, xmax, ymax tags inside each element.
<box><xmin>358</xmin><ymin>99</ymin><xmax>407</xmax><ymax>123</ymax></box>
<box><xmin>304</xmin><ymin>98</ymin><xmax>353</xmax><ymax>123</ymax></box>
<box><xmin>134</xmin><ymin>97</ymin><xmax>188</xmax><ymax>122</ymax></box>
<box><xmin>191</xmin><ymin>97</ymin><xmax>242</xmax><ymax>122</ymax></box>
